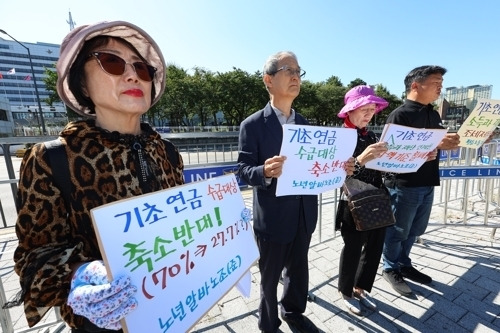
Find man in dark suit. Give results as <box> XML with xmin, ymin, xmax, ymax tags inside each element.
<box><xmin>237</xmin><ymin>51</ymin><xmax>319</xmax><ymax>333</ymax></box>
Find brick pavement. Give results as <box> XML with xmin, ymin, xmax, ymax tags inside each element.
<box><xmin>1</xmin><ymin>189</ymin><xmax>499</xmax><ymax>333</ymax></box>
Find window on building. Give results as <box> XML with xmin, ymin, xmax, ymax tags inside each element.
<box><xmin>0</xmin><ymin>109</ymin><xmax>8</xmax><ymax>121</ymax></box>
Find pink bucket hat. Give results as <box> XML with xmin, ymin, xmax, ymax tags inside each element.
<box><xmin>56</xmin><ymin>20</ymin><xmax>165</xmax><ymax>117</ymax></box>
<box><xmin>338</xmin><ymin>85</ymin><xmax>389</xmax><ymax>118</ymax></box>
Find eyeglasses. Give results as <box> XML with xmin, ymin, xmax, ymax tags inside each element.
<box><xmin>88</xmin><ymin>52</ymin><xmax>157</xmax><ymax>82</ymax></box>
<box><xmin>273</xmin><ymin>65</ymin><xmax>306</xmax><ymax>78</ymax></box>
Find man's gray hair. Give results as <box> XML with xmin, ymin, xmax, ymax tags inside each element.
<box><xmin>262</xmin><ymin>51</ymin><xmax>298</xmax><ymax>77</ymax></box>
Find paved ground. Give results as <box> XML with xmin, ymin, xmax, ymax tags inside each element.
<box><xmin>1</xmin><ymin>187</ymin><xmax>499</xmax><ymax>333</ymax></box>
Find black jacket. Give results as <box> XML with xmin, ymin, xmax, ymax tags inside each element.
<box><xmin>237</xmin><ymin>103</ymin><xmax>318</xmax><ymax>243</ymax></box>
<box><xmin>384</xmin><ymin>99</ymin><xmax>444</xmax><ymax>187</ymax></box>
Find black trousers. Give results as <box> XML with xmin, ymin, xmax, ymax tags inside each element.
<box><xmin>256</xmin><ymin>200</ymin><xmax>312</xmax><ymax>332</ymax></box>
<box><xmin>338</xmin><ymin>204</ymin><xmax>386</xmax><ymax>296</ymax></box>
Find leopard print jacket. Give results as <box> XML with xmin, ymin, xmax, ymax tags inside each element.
<box><xmin>12</xmin><ymin>120</ymin><xmax>184</xmax><ymax>329</ymax></box>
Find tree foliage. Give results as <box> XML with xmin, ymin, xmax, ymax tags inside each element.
<box><xmin>42</xmin><ymin>63</ymin><xmax>403</xmax><ymax>127</ymax></box>
<box><xmin>373</xmin><ymin>84</ymin><xmax>402</xmax><ymax>125</ymax></box>
<box><xmin>325</xmin><ymin>76</ymin><xmax>343</xmax><ymax>87</ymax></box>
<box><xmin>213</xmin><ymin>68</ymin><xmax>267</xmax><ymax>125</ymax></box>
<box><xmin>347</xmin><ymin>78</ymin><xmax>367</xmax><ymax>89</ymax></box>
<box><xmin>42</xmin><ymin>64</ymin><xmax>59</xmax><ymax>106</ymax></box>
<box><xmin>42</xmin><ymin>64</ymin><xmax>82</xmax><ymax>120</ymax></box>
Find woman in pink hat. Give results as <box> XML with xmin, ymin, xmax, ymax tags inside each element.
<box><xmin>8</xmin><ymin>21</ymin><xmax>184</xmax><ymax>332</ymax></box>
<box><xmin>335</xmin><ymin>85</ymin><xmax>390</xmax><ymax>315</ymax></box>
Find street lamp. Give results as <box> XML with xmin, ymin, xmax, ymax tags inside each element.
<box><xmin>0</xmin><ymin>29</ymin><xmax>47</xmax><ymax>135</ymax></box>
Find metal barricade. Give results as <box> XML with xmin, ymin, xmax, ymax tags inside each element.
<box><xmin>1</xmin><ymin>140</ymin><xmax>499</xmax><ymax>332</ymax></box>
<box><xmin>0</xmin><ymin>247</ymin><xmax>66</xmax><ymax>333</ymax></box>
<box><xmin>434</xmin><ymin>144</ymin><xmax>500</xmax><ymax>244</ymax></box>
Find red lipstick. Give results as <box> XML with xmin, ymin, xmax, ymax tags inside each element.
<box><xmin>123</xmin><ymin>89</ymin><xmax>144</xmax><ymax>97</ymax></box>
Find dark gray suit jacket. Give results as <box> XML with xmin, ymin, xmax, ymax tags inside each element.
<box><xmin>237</xmin><ymin>103</ymin><xmax>318</xmax><ymax>244</ymax></box>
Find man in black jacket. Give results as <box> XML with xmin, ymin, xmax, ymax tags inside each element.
<box><xmin>237</xmin><ymin>51</ymin><xmax>319</xmax><ymax>333</ymax></box>
<box><xmin>382</xmin><ymin>65</ymin><xmax>460</xmax><ymax>296</ymax></box>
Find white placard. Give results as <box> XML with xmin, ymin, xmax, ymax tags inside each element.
<box><xmin>91</xmin><ymin>174</ymin><xmax>259</xmax><ymax>333</ymax></box>
<box><xmin>276</xmin><ymin>124</ymin><xmax>357</xmax><ymax>196</ymax></box>
<box><xmin>365</xmin><ymin>123</ymin><xmax>447</xmax><ymax>173</ymax></box>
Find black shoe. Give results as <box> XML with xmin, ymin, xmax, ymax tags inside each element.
<box><xmin>281</xmin><ymin>314</ymin><xmax>319</xmax><ymax>333</ymax></box>
<box><xmin>382</xmin><ymin>270</ymin><xmax>412</xmax><ymax>296</ymax></box>
<box><xmin>401</xmin><ymin>266</ymin><xmax>432</xmax><ymax>284</ymax></box>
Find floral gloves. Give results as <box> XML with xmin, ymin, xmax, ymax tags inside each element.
<box><xmin>67</xmin><ymin>260</ymin><xmax>138</xmax><ymax>330</ymax></box>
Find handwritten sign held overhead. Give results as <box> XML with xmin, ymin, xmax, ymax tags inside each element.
<box><xmin>91</xmin><ymin>174</ymin><xmax>259</xmax><ymax>333</ymax></box>
<box><xmin>276</xmin><ymin>124</ymin><xmax>357</xmax><ymax>196</ymax></box>
<box><xmin>457</xmin><ymin>98</ymin><xmax>500</xmax><ymax>148</ymax></box>
<box><xmin>364</xmin><ymin>123</ymin><xmax>447</xmax><ymax>173</ymax></box>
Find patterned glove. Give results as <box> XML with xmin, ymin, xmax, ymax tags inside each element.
<box><xmin>241</xmin><ymin>207</ymin><xmax>252</xmax><ymax>223</ymax></box>
<box><xmin>67</xmin><ymin>260</ymin><xmax>138</xmax><ymax>330</ymax></box>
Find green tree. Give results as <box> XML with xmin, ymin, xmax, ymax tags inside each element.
<box><xmin>190</xmin><ymin>67</ymin><xmax>216</xmax><ymax>126</ymax></box>
<box><xmin>294</xmin><ymin>80</ymin><xmax>319</xmax><ymax>122</ymax></box>
<box><xmin>315</xmin><ymin>83</ymin><xmax>346</xmax><ymax>126</ymax></box>
<box><xmin>161</xmin><ymin>64</ymin><xmax>192</xmax><ymax>126</ymax></box>
<box><xmin>214</xmin><ymin>68</ymin><xmax>267</xmax><ymax>125</ymax></box>
<box><xmin>42</xmin><ymin>64</ymin><xmax>79</xmax><ymax>120</ymax></box>
<box><xmin>28</xmin><ymin>51</ymin><xmax>414</xmax><ymax>130</ymax></box>
<box><xmin>347</xmin><ymin>78</ymin><xmax>367</xmax><ymax>89</ymax></box>
<box><xmin>42</xmin><ymin>64</ymin><xmax>59</xmax><ymax>106</ymax></box>
<box><xmin>199</xmin><ymin>69</ymin><xmax>221</xmax><ymax>126</ymax></box>
<box><xmin>325</xmin><ymin>75</ymin><xmax>343</xmax><ymax>87</ymax></box>
<box><xmin>373</xmin><ymin>84</ymin><xmax>403</xmax><ymax>125</ymax></box>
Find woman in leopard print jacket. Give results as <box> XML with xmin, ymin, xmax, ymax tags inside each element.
<box><xmin>7</xmin><ymin>21</ymin><xmax>184</xmax><ymax>332</ymax></box>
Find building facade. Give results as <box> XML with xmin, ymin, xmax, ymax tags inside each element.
<box><xmin>436</xmin><ymin>85</ymin><xmax>493</xmax><ymax>112</ymax></box>
<box><xmin>0</xmin><ymin>37</ymin><xmax>67</xmax><ymax>133</ymax></box>
<box><xmin>0</xmin><ymin>96</ymin><xmax>14</xmax><ymax>136</ymax></box>
<box><xmin>436</xmin><ymin>85</ymin><xmax>493</xmax><ymax>130</ymax></box>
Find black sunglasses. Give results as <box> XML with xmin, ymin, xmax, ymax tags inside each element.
<box><xmin>88</xmin><ymin>52</ymin><xmax>157</xmax><ymax>82</ymax></box>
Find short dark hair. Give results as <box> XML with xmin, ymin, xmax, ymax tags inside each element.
<box><xmin>404</xmin><ymin>65</ymin><xmax>447</xmax><ymax>93</ymax></box>
<box><xmin>68</xmin><ymin>36</ymin><xmax>156</xmax><ymax>115</ymax></box>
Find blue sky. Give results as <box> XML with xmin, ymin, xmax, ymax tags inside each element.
<box><xmin>2</xmin><ymin>0</ymin><xmax>499</xmax><ymax>98</ymax></box>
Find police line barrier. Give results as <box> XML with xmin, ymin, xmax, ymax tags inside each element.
<box><xmin>440</xmin><ymin>166</ymin><xmax>500</xmax><ymax>179</ymax></box>
<box><xmin>184</xmin><ymin>163</ymin><xmax>243</xmax><ymax>186</ymax></box>
<box><xmin>434</xmin><ymin>143</ymin><xmax>500</xmax><ymax>234</ymax></box>
<box><xmin>183</xmin><ymin>158</ymin><xmax>500</xmax><ymax>232</ymax></box>
<box><xmin>2</xmin><ymin>144</ymin><xmax>500</xmax><ymax>332</ymax></box>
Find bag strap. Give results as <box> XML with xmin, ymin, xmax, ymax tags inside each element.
<box><xmin>43</xmin><ymin>138</ymin><xmax>176</xmax><ymax>209</ymax></box>
<box><xmin>162</xmin><ymin>138</ymin><xmax>179</xmax><ymax>166</ymax></box>
<box><xmin>44</xmin><ymin>139</ymin><xmax>72</xmax><ymax>210</ymax></box>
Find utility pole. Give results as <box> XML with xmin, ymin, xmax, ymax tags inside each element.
<box><xmin>0</xmin><ymin>29</ymin><xmax>47</xmax><ymax>135</ymax></box>
<box><xmin>67</xmin><ymin>10</ymin><xmax>76</xmax><ymax>31</ymax></box>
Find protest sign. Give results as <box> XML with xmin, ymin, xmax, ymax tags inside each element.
<box><xmin>456</xmin><ymin>98</ymin><xmax>500</xmax><ymax>148</ymax></box>
<box><xmin>364</xmin><ymin>123</ymin><xmax>447</xmax><ymax>173</ymax></box>
<box><xmin>276</xmin><ymin>124</ymin><xmax>357</xmax><ymax>196</ymax></box>
<box><xmin>91</xmin><ymin>174</ymin><xmax>259</xmax><ymax>333</ymax></box>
